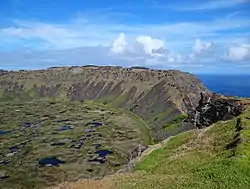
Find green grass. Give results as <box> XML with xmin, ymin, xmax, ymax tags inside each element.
<box><xmin>110</xmin><ymin>93</ymin><xmax>128</xmax><ymax>107</ymax></box>
<box><xmin>86</xmin><ymin>100</ymin><xmax>152</xmax><ymax>145</ymax></box>
<box><xmin>163</xmin><ymin>114</ymin><xmax>188</xmax><ymax>132</ymax></box>
<box><xmin>115</xmin><ymin>108</ymin><xmax>250</xmax><ymax>189</ymax></box>
<box><xmin>152</xmin><ymin>108</ymin><xmax>175</xmax><ymax>122</ymax></box>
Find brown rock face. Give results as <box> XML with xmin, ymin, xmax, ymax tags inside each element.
<box><xmin>0</xmin><ymin>66</ymin><xmax>212</xmax><ymax>141</ymax></box>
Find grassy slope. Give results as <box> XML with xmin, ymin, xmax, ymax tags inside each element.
<box><xmin>58</xmin><ymin>106</ymin><xmax>250</xmax><ymax>189</ymax></box>
<box><xmin>118</xmin><ymin>108</ymin><xmax>250</xmax><ymax>189</ymax></box>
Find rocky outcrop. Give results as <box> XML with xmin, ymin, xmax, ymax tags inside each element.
<box><xmin>226</xmin><ymin>118</ymin><xmax>245</xmax><ymax>156</ymax></box>
<box><xmin>188</xmin><ymin>93</ymin><xmax>244</xmax><ymax>129</ymax></box>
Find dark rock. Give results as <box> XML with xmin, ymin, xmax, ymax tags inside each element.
<box><xmin>130</xmin><ymin>144</ymin><xmax>148</xmax><ymax>159</ymax></box>
<box><xmin>95</xmin><ymin>144</ymin><xmax>101</xmax><ymax>149</ymax></box>
<box><xmin>236</xmin><ymin>118</ymin><xmax>244</xmax><ymax>132</ymax></box>
<box><xmin>226</xmin><ymin>137</ymin><xmax>243</xmax><ymax>150</ymax></box>
<box><xmin>0</xmin><ymin>176</ymin><xmax>9</xmax><ymax>180</ymax></box>
<box><xmin>188</xmin><ymin>93</ymin><xmax>243</xmax><ymax>129</ymax></box>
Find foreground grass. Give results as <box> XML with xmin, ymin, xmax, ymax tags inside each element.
<box><xmin>58</xmin><ymin>107</ymin><xmax>250</xmax><ymax>189</ymax></box>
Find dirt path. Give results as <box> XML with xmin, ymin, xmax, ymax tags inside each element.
<box><xmin>123</xmin><ymin>122</ymin><xmax>222</xmax><ymax>172</ymax></box>
<box><xmin>117</xmin><ymin>136</ymin><xmax>174</xmax><ymax>173</ymax></box>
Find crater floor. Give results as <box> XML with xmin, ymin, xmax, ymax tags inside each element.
<box><xmin>0</xmin><ymin>100</ymin><xmax>151</xmax><ymax>189</ymax></box>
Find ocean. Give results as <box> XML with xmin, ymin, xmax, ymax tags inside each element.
<box><xmin>197</xmin><ymin>74</ymin><xmax>250</xmax><ymax>98</ymax></box>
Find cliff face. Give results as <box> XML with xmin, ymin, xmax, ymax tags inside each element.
<box><xmin>0</xmin><ymin>66</ymin><xmax>210</xmax><ymax>141</ymax></box>
<box><xmin>187</xmin><ymin>93</ymin><xmax>244</xmax><ymax>129</ymax></box>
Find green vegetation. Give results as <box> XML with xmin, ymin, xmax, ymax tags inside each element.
<box><xmin>114</xmin><ymin>108</ymin><xmax>250</xmax><ymax>189</ymax></box>
<box><xmin>0</xmin><ymin>100</ymin><xmax>151</xmax><ymax>189</ymax></box>
<box><xmin>152</xmin><ymin>108</ymin><xmax>175</xmax><ymax>123</ymax></box>
<box><xmin>164</xmin><ymin>114</ymin><xmax>187</xmax><ymax>131</ymax></box>
<box><xmin>110</xmin><ymin>94</ymin><xmax>128</xmax><ymax>107</ymax></box>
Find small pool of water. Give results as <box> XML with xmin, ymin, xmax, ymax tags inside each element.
<box><xmin>95</xmin><ymin>150</ymin><xmax>113</xmax><ymax>157</ymax></box>
<box><xmin>56</xmin><ymin>125</ymin><xmax>74</xmax><ymax>131</ymax></box>
<box><xmin>0</xmin><ymin>160</ymin><xmax>10</xmax><ymax>165</ymax></box>
<box><xmin>0</xmin><ymin>176</ymin><xmax>9</xmax><ymax>180</ymax></box>
<box><xmin>51</xmin><ymin>142</ymin><xmax>65</xmax><ymax>146</ymax></box>
<box><xmin>79</xmin><ymin>137</ymin><xmax>86</xmax><ymax>141</ymax></box>
<box><xmin>75</xmin><ymin>142</ymin><xmax>84</xmax><ymax>149</ymax></box>
<box><xmin>9</xmin><ymin>146</ymin><xmax>20</xmax><ymax>153</ymax></box>
<box><xmin>85</xmin><ymin>122</ymin><xmax>103</xmax><ymax>127</ymax></box>
<box><xmin>39</xmin><ymin>157</ymin><xmax>65</xmax><ymax>167</ymax></box>
<box><xmin>22</xmin><ymin>122</ymin><xmax>33</xmax><ymax>127</ymax></box>
<box><xmin>86</xmin><ymin>134</ymin><xmax>92</xmax><ymax>138</ymax></box>
<box><xmin>85</xmin><ymin>128</ymin><xmax>95</xmax><ymax>133</ymax></box>
<box><xmin>0</xmin><ymin>130</ymin><xmax>11</xmax><ymax>135</ymax></box>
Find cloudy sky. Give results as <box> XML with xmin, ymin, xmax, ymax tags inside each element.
<box><xmin>0</xmin><ymin>0</ymin><xmax>250</xmax><ymax>73</ymax></box>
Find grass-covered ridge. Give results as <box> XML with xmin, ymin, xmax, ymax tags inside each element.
<box><xmin>119</xmin><ymin>107</ymin><xmax>250</xmax><ymax>189</ymax></box>
<box><xmin>58</xmin><ymin>106</ymin><xmax>250</xmax><ymax>189</ymax></box>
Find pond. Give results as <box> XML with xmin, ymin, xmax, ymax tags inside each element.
<box><xmin>95</xmin><ymin>150</ymin><xmax>113</xmax><ymax>157</ymax></box>
<box><xmin>0</xmin><ymin>160</ymin><xmax>10</xmax><ymax>165</ymax></box>
<box><xmin>9</xmin><ymin>146</ymin><xmax>20</xmax><ymax>153</ymax></box>
<box><xmin>79</xmin><ymin>137</ymin><xmax>86</xmax><ymax>141</ymax></box>
<box><xmin>56</xmin><ymin>125</ymin><xmax>74</xmax><ymax>131</ymax></box>
<box><xmin>22</xmin><ymin>122</ymin><xmax>33</xmax><ymax>127</ymax></box>
<box><xmin>85</xmin><ymin>122</ymin><xmax>103</xmax><ymax>127</ymax></box>
<box><xmin>38</xmin><ymin>157</ymin><xmax>65</xmax><ymax>167</ymax></box>
<box><xmin>0</xmin><ymin>130</ymin><xmax>11</xmax><ymax>135</ymax></box>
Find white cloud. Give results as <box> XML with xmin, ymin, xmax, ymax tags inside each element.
<box><xmin>110</xmin><ymin>33</ymin><xmax>130</xmax><ymax>54</ymax></box>
<box><xmin>108</xmin><ymin>35</ymin><xmax>214</xmax><ymax>66</ymax></box>
<box><xmin>192</xmin><ymin>39</ymin><xmax>213</xmax><ymax>54</ymax></box>
<box><xmin>136</xmin><ymin>36</ymin><xmax>165</xmax><ymax>57</ymax></box>
<box><xmin>0</xmin><ymin>10</ymin><xmax>250</xmax><ymax>72</ymax></box>
<box><xmin>0</xmin><ymin>14</ymin><xmax>250</xmax><ymax>52</ymax></box>
<box><xmin>224</xmin><ymin>44</ymin><xmax>250</xmax><ymax>61</ymax></box>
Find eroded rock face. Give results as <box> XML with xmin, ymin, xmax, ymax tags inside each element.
<box><xmin>188</xmin><ymin>93</ymin><xmax>244</xmax><ymax>129</ymax></box>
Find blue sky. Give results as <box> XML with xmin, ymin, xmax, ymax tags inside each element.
<box><xmin>0</xmin><ymin>0</ymin><xmax>250</xmax><ymax>73</ymax></box>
